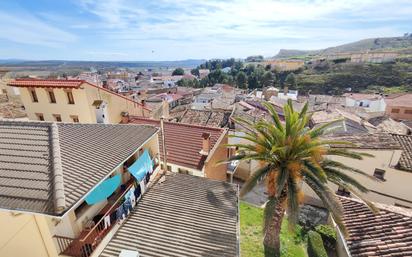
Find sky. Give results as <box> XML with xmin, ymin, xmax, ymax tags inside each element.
<box><xmin>0</xmin><ymin>0</ymin><xmax>411</xmax><ymax>61</ymax></box>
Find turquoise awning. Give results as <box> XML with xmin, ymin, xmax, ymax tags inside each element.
<box><xmin>85</xmin><ymin>174</ymin><xmax>121</xmax><ymax>205</ymax></box>
<box><xmin>128</xmin><ymin>150</ymin><xmax>153</xmax><ymax>181</ymax></box>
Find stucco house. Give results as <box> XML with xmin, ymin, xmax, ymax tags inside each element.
<box><xmin>344</xmin><ymin>93</ymin><xmax>386</xmax><ymax>112</ymax></box>
<box><xmin>0</xmin><ymin>120</ymin><xmax>160</xmax><ymax>257</ymax></box>
<box><xmin>384</xmin><ymin>93</ymin><xmax>412</xmax><ymax>121</ymax></box>
<box><xmin>7</xmin><ymin>79</ymin><xmax>168</xmax><ymax>124</ymax></box>
<box><xmin>303</xmin><ymin>133</ymin><xmax>412</xmax><ymax>208</ymax></box>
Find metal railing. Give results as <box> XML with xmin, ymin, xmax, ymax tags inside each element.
<box><xmin>53</xmin><ymin>159</ymin><xmax>158</xmax><ymax>257</ymax></box>
<box><xmin>54</xmin><ymin>181</ymin><xmax>134</xmax><ymax>257</ymax></box>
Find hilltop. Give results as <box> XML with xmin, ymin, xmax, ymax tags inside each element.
<box><xmin>275</xmin><ymin>34</ymin><xmax>412</xmax><ymax>59</ymax></box>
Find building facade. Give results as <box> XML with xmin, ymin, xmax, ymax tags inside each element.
<box><xmin>385</xmin><ymin>93</ymin><xmax>412</xmax><ymax>121</ymax></box>
<box><xmin>7</xmin><ymin>79</ymin><xmax>167</xmax><ymax>124</ymax></box>
<box><xmin>303</xmin><ymin>133</ymin><xmax>412</xmax><ymax>208</ymax></box>
<box><xmin>0</xmin><ymin>121</ymin><xmax>160</xmax><ymax>257</ymax></box>
<box><xmin>125</xmin><ymin>116</ymin><xmax>230</xmax><ymax>181</ymax></box>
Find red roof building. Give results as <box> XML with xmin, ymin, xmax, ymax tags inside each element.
<box><xmin>125</xmin><ymin>116</ymin><xmax>229</xmax><ymax>181</ymax></box>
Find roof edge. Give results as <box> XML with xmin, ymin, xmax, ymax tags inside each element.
<box><xmin>50</xmin><ymin>123</ymin><xmax>66</xmax><ymax>213</ymax></box>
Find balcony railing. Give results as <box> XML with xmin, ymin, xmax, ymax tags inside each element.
<box><xmin>54</xmin><ymin>180</ymin><xmax>134</xmax><ymax>257</ymax></box>
<box><xmin>54</xmin><ymin>159</ymin><xmax>159</xmax><ymax>257</ymax></box>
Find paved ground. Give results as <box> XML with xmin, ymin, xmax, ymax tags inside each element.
<box><xmin>233</xmin><ymin>178</ymin><xmax>268</xmax><ymax>207</ymax></box>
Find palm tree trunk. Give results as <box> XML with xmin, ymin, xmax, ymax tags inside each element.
<box><xmin>263</xmin><ymin>196</ymin><xmax>286</xmax><ymax>257</ymax></box>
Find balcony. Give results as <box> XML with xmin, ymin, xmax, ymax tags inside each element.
<box><xmin>54</xmin><ymin>159</ymin><xmax>159</xmax><ymax>257</ymax></box>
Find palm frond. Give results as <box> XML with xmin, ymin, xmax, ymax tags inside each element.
<box><xmin>240</xmin><ymin>165</ymin><xmax>273</xmax><ymax>197</ymax></box>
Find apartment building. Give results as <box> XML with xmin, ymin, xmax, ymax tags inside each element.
<box><xmin>303</xmin><ymin>133</ymin><xmax>412</xmax><ymax>208</ymax></box>
<box><xmin>7</xmin><ymin>79</ymin><xmax>168</xmax><ymax>123</ymax></box>
<box><xmin>124</xmin><ymin>116</ymin><xmax>230</xmax><ymax>181</ymax></box>
<box><xmin>0</xmin><ymin>120</ymin><xmax>160</xmax><ymax>257</ymax></box>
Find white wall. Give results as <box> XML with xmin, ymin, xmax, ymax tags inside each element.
<box><xmin>303</xmin><ymin>149</ymin><xmax>412</xmax><ymax>208</ymax></box>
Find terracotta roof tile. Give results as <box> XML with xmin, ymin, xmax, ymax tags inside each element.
<box><xmin>391</xmin><ymin>134</ymin><xmax>412</xmax><ymax>172</ymax></box>
<box><xmin>324</xmin><ymin>133</ymin><xmax>402</xmax><ymax>150</ymax></box>
<box><xmin>8</xmin><ymin>79</ymin><xmax>84</xmax><ymax>88</ymax></box>
<box><xmin>127</xmin><ymin>117</ymin><xmax>226</xmax><ymax>170</ymax></box>
<box><xmin>341</xmin><ymin>197</ymin><xmax>412</xmax><ymax>257</ymax></box>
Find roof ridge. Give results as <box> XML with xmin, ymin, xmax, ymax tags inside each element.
<box><xmin>50</xmin><ymin>122</ymin><xmax>66</xmax><ymax>213</ymax></box>
<box><xmin>14</xmin><ymin>78</ymin><xmax>85</xmax><ymax>82</ymax></box>
<box><xmin>340</xmin><ymin>196</ymin><xmax>412</xmax><ymax>217</ymax></box>
<box><xmin>130</xmin><ymin>116</ymin><xmax>224</xmax><ymax>131</ymax></box>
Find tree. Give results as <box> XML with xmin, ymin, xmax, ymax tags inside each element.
<box><xmin>172</xmin><ymin>67</ymin><xmax>184</xmax><ymax>76</ymax></box>
<box><xmin>191</xmin><ymin>68</ymin><xmax>200</xmax><ymax>77</ymax></box>
<box><xmin>285</xmin><ymin>72</ymin><xmax>297</xmax><ymax>89</ymax></box>
<box><xmin>177</xmin><ymin>78</ymin><xmax>200</xmax><ymax>88</ymax></box>
<box><xmin>262</xmin><ymin>71</ymin><xmax>274</xmax><ymax>87</ymax></box>
<box><xmin>236</xmin><ymin>71</ymin><xmax>248</xmax><ymax>89</ymax></box>
<box><xmin>223</xmin><ymin>100</ymin><xmax>376</xmax><ymax>257</ymax></box>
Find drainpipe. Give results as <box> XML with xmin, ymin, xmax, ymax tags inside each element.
<box><xmin>160</xmin><ymin>116</ymin><xmax>168</xmax><ymax>173</ymax></box>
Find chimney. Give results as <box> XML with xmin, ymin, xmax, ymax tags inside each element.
<box><xmin>283</xmin><ymin>86</ymin><xmax>288</xmax><ymax>95</ymax></box>
<box><xmin>200</xmin><ymin>132</ymin><xmax>211</xmax><ymax>155</ymax></box>
<box><xmin>121</xmin><ymin>111</ymin><xmax>129</xmax><ymax>123</ymax></box>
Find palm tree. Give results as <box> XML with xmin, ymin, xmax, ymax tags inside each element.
<box><xmin>225</xmin><ymin>100</ymin><xmax>377</xmax><ymax>257</ymax></box>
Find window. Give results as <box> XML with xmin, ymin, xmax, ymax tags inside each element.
<box><xmin>391</xmin><ymin>108</ymin><xmax>400</xmax><ymax>113</ymax></box>
<box><xmin>336</xmin><ymin>186</ymin><xmax>350</xmax><ymax>197</ymax></box>
<box><xmin>30</xmin><ymin>89</ymin><xmax>38</xmax><ymax>102</ymax></box>
<box><xmin>70</xmin><ymin>115</ymin><xmax>79</xmax><ymax>123</ymax></box>
<box><xmin>66</xmin><ymin>91</ymin><xmax>75</xmax><ymax>104</ymax></box>
<box><xmin>373</xmin><ymin>168</ymin><xmax>386</xmax><ymax>181</ymax></box>
<box><xmin>53</xmin><ymin>114</ymin><xmax>62</xmax><ymax>122</ymax></box>
<box><xmin>35</xmin><ymin>113</ymin><xmax>44</xmax><ymax>121</ymax></box>
<box><xmin>48</xmin><ymin>90</ymin><xmax>56</xmax><ymax>103</ymax></box>
<box><xmin>405</xmin><ymin>109</ymin><xmax>412</xmax><ymax>114</ymax></box>
<box><xmin>167</xmin><ymin>165</ymin><xmax>172</xmax><ymax>171</ymax></box>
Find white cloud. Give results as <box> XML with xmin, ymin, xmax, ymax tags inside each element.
<box><xmin>0</xmin><ymin>11</ymin><xmax>76</xmax><ymax>47</ymax></box>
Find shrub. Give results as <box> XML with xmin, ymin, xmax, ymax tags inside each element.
<box><xmin>307</xmin><ymin>231</ymin><xmax>328</xmax><ymax>257</ymax></box>
<box><xmin>315</xmin><ymin>224</ymin><xmax>337</xmax><ymax>250</ymax></box>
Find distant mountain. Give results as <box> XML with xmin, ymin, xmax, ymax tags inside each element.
<box><xmin>0</xmin><ymin>59</ymin><xmax>206</xmax><ymax>69</ymax></box>
<box><xmin>275</xmin><ymin>34</ymin><xmax>412</xmax><ymax>59</ymax></box>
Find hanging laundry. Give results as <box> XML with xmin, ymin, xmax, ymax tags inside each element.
<box><xmin>123</xmin><ymin>199</ymin><xmax>133</xmax><ymax>215</ymax></box>
<box><xmin>139</xmin><ymin>179</ymin><xmax>146</xmax><ymax>195</ymax></box>
<box><xmin>134</xmin><ymin>184</ymin><xmax>142</xmax><ymax>200</ymax></box>
<box><xmin>116</xmin><ymin>205</ymin><xmax>126</xmax><ymax>220</ymax></box>
<box><xmin>103</xmin><ymin>215</ymin><xmax>111</xmax><ymax>229</ymax></box>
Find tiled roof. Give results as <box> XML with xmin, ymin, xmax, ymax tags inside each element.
<box><xmin>8</xmin><ymin>79</ymin><xmax>84</xmax><ymax>88</ymax></box>
<box><xmin>0</xmin><ymin>120</ymin><xmax>157</xmax><ymax>216</ymax></box>
<box><xmin>100</xmin><ymin>173</ymin><xmax>239</xmax><ymax>257</ymax></box>
<box><xmin>368</xmin><ymin>116</ymin><xmax>409</xmax><ymax>135</ymax></box>
<box><xmin>344</xmin><ymin>93</ymin><xmax>382</xmax><ymax>101</ymax></box>
<box><xmin>324</xmin><ymin>133</ymin><xmax>402</xmax><ymax>150</ymax></box>
<box><xmin>180</xmin><ymin>109</ymin><xmax>230</xmax><ymax>127</ymax></box>
<box><xmin>8</xmin><ymin>78</ymin><xmax>150</xmax><ymax>110</ymax></box>
<box><xmin>391</xmin><ymin>134</ymin><xmax>412</xmax><ymax>172</ymax></box>
<box><xmin>385</xmin><ymin>93</ymin><xmax>412</xmax><ymax>108</ymax></box>
<box><xmin>341</xmin><ymin>197</ymin><xmax>412</xmax><ymax>257</ymax></box>
<box><xmin>127</xmin><ymin>117</ymin><xmax>226</xmax><ymax>170</ymax></box>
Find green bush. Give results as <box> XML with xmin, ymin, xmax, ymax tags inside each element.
<box><xmin>307</xmin><ymin>231</ymin><xmax>328</xmax><ymax>257</ymax></box>
<box><xmin>315</xmin><ymin>224</ymin><xmax>336</xmax><ymax>250</ymax></box>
